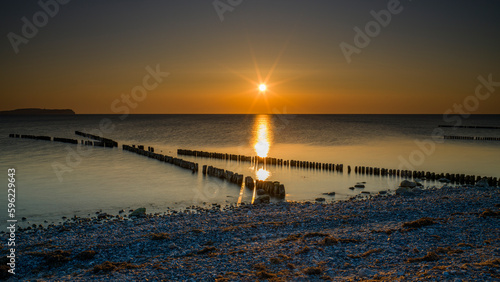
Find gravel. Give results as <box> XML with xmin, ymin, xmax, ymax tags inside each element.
<box><xmin>1</xmin><ymin>185</ymin><xmax>499</xmax><ymax>281</ymax></box>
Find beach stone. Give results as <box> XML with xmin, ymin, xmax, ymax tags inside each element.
<box><xmin>358</xmin><ymin>268</ymin><xmax>377</xmax><ymax>277</ymax></box>
<box><xmin>315</xmin><ymin>198</ymin><xmax>326</xmax><ymax>202</ymax></box>
<box><xmin>475</xmin><ymin>177</ymin><xmax>489</xmax><ymax>188</ymax></box>
<box><xmin>355</xmin><ymin>184</ymin><xmax>365</xmax><ymax>188</ymax></box>
<box><xmin>378</xmin><ymin>191</ymin><xmax>387</xmax><ymax>195</ymax></box>
<box><xmin>400</xmin><ymin>180</ymin><xmax>417</xmax><ymax>188</ymax></box>
<box><xmin>323</xmin><ymin>192</ymin><xmax>336</xmax><ymax>196</ymax></box>
<box><xmin>254</xmin><ymin>195</ymin><xmax>270</xmax><ymax>204</ymax></box>
<box><xmin>130</xmin><ymin>208</ymin><xmax>146</xmax><ymax>218</ymax></box>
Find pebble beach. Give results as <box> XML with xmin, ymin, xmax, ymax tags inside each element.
<box><xmin>2</xmin><ymin>185</ymin><xmax>499</xmax><ymax>281</ymax></box>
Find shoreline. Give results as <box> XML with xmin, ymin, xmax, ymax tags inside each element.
<box><xmin>2</xmin><ymin>185</ymin><xmax>499</xmax><ymax>281</ymax></box>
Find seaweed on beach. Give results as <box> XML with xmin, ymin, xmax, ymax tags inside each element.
<box><xmin>270</xmin><ymin>254</ymin><xmax>291</xmax><ymax>264</ymax></box>
<box><xmin>295</xmin><ymin>246</ymin><xmax>310</xmax><ymax>255</ymax></box>
<box><xmin>0</xmin><ymin>256</ymin><xmax>13</xmax><ymax>279</ymax></box>
<box><xmin>474</xmin><ymin>258</ymin><xmax>500</xmax><ymax>267</ymax></box>
<box><xmin>221</xmin><ymin>223</ymin><xmax>256</xmax><ymax>232</ymax></box>
<box><xmin>252</xmin><ymin>262</ymin><xmax>267</xmax><ymax>271</ymax></box>
<box><xmin>435</xmin><ymin>247</ymin><xmax>464</xmax><ymax>255</ymax></box>
<box><xmin>407</xmin><ymin>251</ymin><xmax>440</xmax><ymax>263</ymax></box>
<box><xmin>256</xmin><ymin>270</ymin><xmax>277</xmax><ymax>279</ymax></box>
<box><xmin>402</xmin><ymin>217</ymin><xmax>436</xmax><ymax>229</ymax></box>
<box><xmin>280</xmin><ymin>233</ymin><xmax>302</xmax><ymax>243</ymax></box>
<box><xmin>318</xmin><ymin>236</ymin><xmax>363</xmax><ymax>246</ymax></box>
<box><xmin>150</xmin><ymin>232</ymin><xmax>170</xmax><ymax>240</ymax></box>
<box><xmin>371</xmin><ymin>228</ymin><xmax>397</xmax><ymax>235</ymax></box>
<box><xmin>91</xmin><ymin>261</ymin><xmax>141</xmax><ymax>274</ymax></box>
<box><xmin>457</xmin><ymin>243</ymin><xmax>474</xmax><ymax>248</ymax></box>
<box><xmin>303</xmin><ymin>266</ymin><xmax>322</xmax><ymax>275</ymax></box>
<box><xmin>302</xmin><ymin>232</ymin><xmax>329</xmax><ymax>239</ymax></box>
<box><xmin>347</xmin><ymin>248</ymin><xmax>383</xmax><ymax>258</ymax></box>
<box><xmin>197</xmin><ymin>246</ymin><xmax>217</xmax><ymax>254</ymax></box>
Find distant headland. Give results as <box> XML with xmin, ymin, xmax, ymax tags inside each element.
<box><xmin>0</xmin><ymin>108</ymin><xmax>75</xmax><ymax>115</ymax></box>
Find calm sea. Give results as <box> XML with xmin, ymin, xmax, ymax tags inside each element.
<box><xmin>1</xmin><ymin>114</ymin><xmax>499</xmax><ymax>226</ymax></box>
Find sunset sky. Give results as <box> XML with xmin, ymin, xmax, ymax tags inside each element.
<box><xmin>1</xmin><ymin>0</ymin><xmax>500</xmax><ymax>114</ymax></box>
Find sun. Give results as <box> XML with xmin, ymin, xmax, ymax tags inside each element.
<box><xmin>258</xmin><ymin>84</ymin><xmax>267</xmax><ymax>92</ymax></box>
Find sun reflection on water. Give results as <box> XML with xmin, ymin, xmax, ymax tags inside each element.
<box><xmin>253</xmin><ymin>115</ymin><xmax>271</xmax><ymax>158</ymax></box>
<box><xmin>253</xmin><ymin>115</ymin><xmax>272</xmax><ymax>181</ymax></box>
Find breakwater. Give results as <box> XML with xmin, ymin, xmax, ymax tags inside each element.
<box><xmin>202</xmin><ymin>165</ymin><xmax>244</xmax><ymax>186</ymax></box>
<box><xmin>9</xmin><ymin>134</ymin><xmax>51</xmax><ymax>141</ymax></box>
<box><xmin>122</xmin><ymin>145</ymin><xmax>198</xmax><ymax>173</ymax></box>
<box><xmin>9</xmin><ymin>133</ymin><xmax>77</xmax><ymax>144</ymax></box>
<box><xmin>443</xmin><ymin>135</ymin><xmax>500</xmax><ymax>141</ymax></box>
<box><xmin>177</xmin><ymin>149</ymin><xmax>498</xmax><ymax>187</ymax></box>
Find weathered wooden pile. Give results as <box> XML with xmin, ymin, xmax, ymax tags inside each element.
<box><xmin>202</xmin><ymin>165</ymin><xmax>244</xmax><ymax>186</ymax></box>
<box><xmin>75</xmin><ymin>131</ymin><xmax>118</xmax><ymax>147</ymax></box>
<box><xmin>9</xmin><ymin>132</ymin><xmax>118</xmax><ymax>146</ymax></box>
<box><xmin>177</xmin><ymin>148</ymin><xmax>498</xmax><ymax>187</ymax></box>
<box><xmin>53</xmin><ymin>137</ymin><xmax>78</xmax><ymax>144</ymax></box>
<box><xmin>443</xmin><ymin>135</ymin><xmax>500</xmax><ymax>141</ymax></box>
<box><xmin>245</xmin><ymin>176</ymin><xmax>254</xmax><ymax>189</ymax></box>
<box><xmin>123</xmin><ymin>145</ymin><xmax>198</xmax><ymax>173</ymax></box>
<box><xmin>255</xmin><ymin>180</ymin><xmax>286</xmax><ymax>198</ymax></box>
<box><xmin>10</xmin><ymin>133</ymin><xmax>77</xmax><ymax>144</ymax></box>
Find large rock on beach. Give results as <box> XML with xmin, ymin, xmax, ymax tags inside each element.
<box><xmin>130</xmin><ymin>208</ymin><xmax>146</xmax><ymax>218</ymax></box>
<box><xmin>400</xmin><ymin>180</ymin><xmax>417</xmax><ymax>188</ymax></box>
<box><xmin>253</xmin><ymin>195</ymin><xmax>270</xmax><ymax>205</ymax></box>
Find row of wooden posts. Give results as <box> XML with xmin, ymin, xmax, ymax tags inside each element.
<box><xmin>9</xmin><ymin>132</ymin><xmax>119</xmax><ymax>147</ymax></box>
<box><xmin>177</xmin><ymin>149</ymin><xmax>498</xmax><ymax>187</ymax></box>
<box><xmin>75</xmin><ymin>131</ymin><xmax>118</xmax><ymax>147</ymax></box>
<box><xmin>254</xmin><ymin>179</ymin><xmax>286</xmax><ymax>198</ymax></box>
<box><xmin>123</xmin><ymin>145</ymin><xmax>198</xmax><ymax>173</ymax></box>
<box><xmin>439</xmin><ymin>125</ymin><xmax>500</xmax><ymax>129</ymax></box>
<box><xmin>177</xmin><ymin>149</ymin><xmax>347</xmax><ymax>172</ymax></box>
<box><xmin>443</xmin><ymin>135</ymin><xmax>500</xmax><ymax>141</ymax></box>
<box><xmin>9</xmin><ymin>133</ymin><xmax>78</xmax><ymax>144</ymax></box>
<box><xmin>353</xmin><ymin>166</ymin><xmax>498</xmax><ymax>186</ymax></box>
